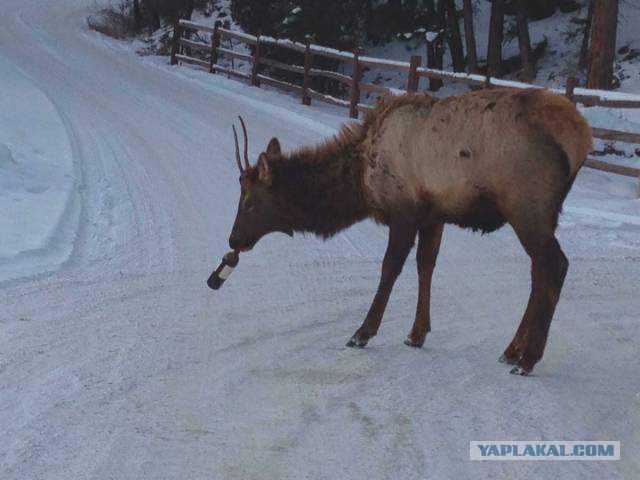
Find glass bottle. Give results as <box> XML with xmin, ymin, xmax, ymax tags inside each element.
<box><xmin>207</xmin><ymin>250</ymin><xmax>240</xmax><ymax>290</ymax></box>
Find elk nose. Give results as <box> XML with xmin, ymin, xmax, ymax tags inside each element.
<box><xmin>229</xmin><ymin>234</ymin><xmax>240</xmax><ymax>250</ymax></box>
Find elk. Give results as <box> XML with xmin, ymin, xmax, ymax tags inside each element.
<box><xmin>228</xmin><ymin>88</ymin><xmax>592</xmax><ymax>375</ymax></box>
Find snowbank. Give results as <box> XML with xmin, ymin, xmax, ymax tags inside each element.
<box><xmin>0</xmin><ymin>55</ymin><xmax>77</xmax><ymax>281</ymax></box>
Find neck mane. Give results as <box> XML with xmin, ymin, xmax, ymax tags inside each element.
<box><xmin>270</xmin><ymin>124</ymin><xmax>370</xmax><ymax>238</ymax></box>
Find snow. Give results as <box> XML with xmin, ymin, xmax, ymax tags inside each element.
<box><xmin>223</xmin><ymin>28</ymin><xmax>257</xmax><ymax>44</ymax></box>
<box><xmin>360</xmin><ymin>56</ymin><xmax>411</xmax><ymax>68</ymax></box>
<box><xmin>0</xmin><ymin>1</ymin><xmax>639</xmax><ymax>479</ymax></box>
<box><xmin>309</xmin><ymin>44</ymin><xmax>354</xmax><ymax>60</ymax></box>
<box><xmin>0</xmin><ymin>54</ymin><xmax>78</xmax><ymax>280</ymax></box>
<box><xmin>259</xmin><ymin>35</ymin><xmax>304</xmax><ymax>49</ymax></box>
<box><xmin>425</xmin><ymin>30</ymin><xmax>440</xmax><ymax>43</ymax></box>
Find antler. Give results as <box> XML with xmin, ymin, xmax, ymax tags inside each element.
<box><xmin>231</xmin><ymin>116</ymin><xmax>250</xmax><ymax>173</ymax></box>
<box><xmin>238</xmin><ymin>116</ymin><xmax>250</xmax><ymax>170</ymax></box>
<box><xmin>232</xmin><ymin>124</ymin><xmax>243</xmax><ymax>173</ymax></box>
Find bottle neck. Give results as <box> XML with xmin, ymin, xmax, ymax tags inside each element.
<box><xmin>224</xmin><ymin>250</ymin><xmax>240</xmax><ymax>267</ymax></box>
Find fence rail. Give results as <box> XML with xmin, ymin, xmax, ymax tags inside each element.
<box><xmin>170</xmin><ymin>19</ymin><xmax>640</xmax><ymax>191</ymax></box>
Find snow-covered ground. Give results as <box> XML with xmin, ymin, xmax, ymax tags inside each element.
<box><xmin>1</xmin><ymin>1</ymin><xmax>639</xmax><ymax>479</ymax></box>
<box><xmin>0</xmin><ymin>54</ymin><xmax>78</xmax><ymax>280</ymax></box>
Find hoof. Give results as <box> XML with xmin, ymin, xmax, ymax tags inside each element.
<box><xmin>499</xmin><ymin>354</ymin><xmax>519</xmax><ymax>365</ymax></box>
<box><xmin>346</xmin><ymin>336</ymin><xmax>368</xmax><ymax>348</ymax></box>
<box><xmin>404</xmin><ymin>337</ymin><xmax>424</xmax><ymax>348</ymax></box>
<box><xmin>509</xmin><ymin>366</ymin><xmax>530</xmax><ymax>376</ymax></box>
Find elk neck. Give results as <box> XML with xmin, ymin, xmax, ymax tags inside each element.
<box><xmin>269</xmin><ymin>126</ymin><xmax>370</xmax><ymax>239</ymax></box>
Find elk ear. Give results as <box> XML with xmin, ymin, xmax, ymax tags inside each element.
<box><xmin>266</xmin><ymin>137</ymin><xmax>281</xmax><ymax>157</ymax></box>
<box><xmin>257</xmin><ymin>153</ymin><xmax>272</xmax><ymax>185</ymax></box>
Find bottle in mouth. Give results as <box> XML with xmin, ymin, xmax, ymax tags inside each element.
<box><xmin>207</xmin><ymin>250</ymin><xmax>240</xmax><ymax>290</ymax></box>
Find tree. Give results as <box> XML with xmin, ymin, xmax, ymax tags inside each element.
<box><xmin>587</xmin><ymin>0</ymin><xmax>619</xmax><ymax>89</ymax></box>
<box><xmin>462</xmin><ymin>0</ymin><xmax>478</xmax><ymax>73</ymax></box>
<box><xmin>487</xmin><ymin>0</ymin><xmax>505</xmax><ymax>77</ymax></box>
<box><xmin>515</xmin><ymin>0</ymin><xmax>535</xmax><ymax>81</ymax></box>
<box><xmin>143</xmin><ymin>0</ymin><xmax>206</xmax><ymax>26</ymax></box>
<box><xmin>133</xmin><ymin>0</ymin><xmax>142</xmax><ymax>33</ymax></box>
<box><xmin>231</xmin><ymin>1</ymin><xmax>368</xmax><ymax>48</ymax></box>
<box><xmin>442</xmin><ymin>0</ymin><xmax>465</xmax><ymax>72</ymax></box>
<box><xmin>364</xmin><ymin>0</ymin><xmax>373</xmax><ymax>38</ymax></box>
<box><xmin>145</xmin><ymin>1</ymin><xmax>161</xmax><ymax>32</ymax></box>
<box><xmin>579</xmin><ymin>0</ymin><xmax>595</xmax><ymax>69</ymax></box>
<box><xmin>185</xmin><ymin>0</ymin><xmax>195</xmax><ymax>20</ymax></box>
<box><xmin>231</xmin><ymin>0</ymin><xmax>285</xmax><ymax>37</ymax></box>
<box><xmin>425</xmin><ymin>1</ymin><xmax>446</xmax><ymax>91</ymax></box>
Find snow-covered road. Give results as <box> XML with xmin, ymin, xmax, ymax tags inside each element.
<box><xmin>1</xmin><ymin>1</ymin><xmax>638</xmax><ymax>479</ymax></box>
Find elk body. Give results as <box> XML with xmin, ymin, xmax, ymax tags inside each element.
<box><xmin>228</xmin><ymin>88</ymin><xmax>592</xmax><ymax>375</ymax></box>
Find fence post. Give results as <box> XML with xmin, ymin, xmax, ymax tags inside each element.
<box><xmin>349</xmin><ymin>49</ymin><xmax>363</xmax><ymax>119</ymax></box>
<box><xmin>251</xmin><ymin>34</ymin><xmax>261</xmax><ymax>86</ymax></box>
<box><xmin>302</xmin><ymin>38</ymin><xmax>312</xmax><ymax>106</ymax></box>
<box><xmin>407</xmin><ymin>55</ymin><xmax>422</xmax><ymax>93</ymax></box>
<box><xmin>484</xmin><ymin>72</ymin><xmax>491</xmax><ymax>88</ymax></box>
<box><xmin>170</xmin><ymin>20</ymin><xmax>182</xmax><ymax>65</ymax></box>
<box><xmin>565</xmin><ymin>76</ymin><xmax>578</xmax><ymax>104</ymax></box>
<box><xmin>183</xmin><ymin>17</ymin><xmax>192</xmax><ymax>57</ymax></box>
<box><xmin>209</xmin><ymin>21</ymin><xmax>221</xmax><ymax>74</ymax></box>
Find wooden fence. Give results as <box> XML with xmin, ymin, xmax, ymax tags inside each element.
<box><xmin>170</xmin><ymin>19</ymin><xmax>640</xmax><ymax>191</ymax></box>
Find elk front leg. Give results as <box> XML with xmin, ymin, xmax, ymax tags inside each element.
<box><xmin>405</xmin><ymin>223</ymin><xmax>444</xmax><ymax>348</ymax></box>
<box><xmin>347</xmin><ymin>221</ymin><xmax>417</xmax><ymax>348</ymax></box>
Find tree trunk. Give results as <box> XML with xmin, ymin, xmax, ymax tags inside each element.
<box><xmin>151</xmin><ymin>11</ymin><xmax>161</xmax><ymax>31</ymax></box>
<box><xmin>579</xmin><ymin>0</ymin><xmax>595</xmax><ymax>70</ymax></box>
<box><xmin>133</xmin><ymin>0</ymin><xmax>142</xmax><ymax>33</ymax></box>
<box><xmin>389</xmin><ymin>0</ymin><xmax>402</xmax><ymax>11</ymax></box>
<box><xmin>515</xmin><ymin>0</ymin><xmax>535</xmax><ymax>81</ymax></box>
<box><xmin>185</xmin><ymin>0</ymin><xmax>195</xmax><ymax>20</ymax></box>
<box><xmin>427</xmin><ymin>0</ymin><xmax>446</xmax><ymax>91</ymax></box>
<box><xmin>587</xmin><ymin>0</ymin><xmax>619</xmax><ymax>89</ymax></box>
<box><xmin>443</xmin><ymin>0</ymin><xmax>465</xmax><ymax>72</ymax></box>
<box><xmin>487</xmin><ymin>0</ymin><xmax>505</xmax><ymax>78</ymax></box>
<box><xmin>462</xmin><ymin>0</ymin><xmax>478</xmax><ymax>73</ymax></box>
<box><xmin>365</xmin><ymin>0</ymin><xmax>373</xmax><ymax>39</ymax></box>
<box><xmin>147</xmin><ymin>0</ymin><xmax>161</xmax><ymax>34</ymax></box>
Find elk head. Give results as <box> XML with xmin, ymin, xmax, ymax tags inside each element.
<box><xmin>228</xmin><ymin>117</ymin><xmax>294</xmax><ymax>252</ymax></box>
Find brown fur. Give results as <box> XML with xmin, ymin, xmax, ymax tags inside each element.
<box><xmin>229</xmin><ymin>88</ymin><xmax>592</xmax><ymax>375</ymax></box>
<box><xmin>267</xmin><ymin>125</ymin><xmax>369</xmax><ymax>238</ymax></box>
<box><xmin>357</xmin><ymin>89</ymin><xmax>591</xmax><ymax>233</ymax></box>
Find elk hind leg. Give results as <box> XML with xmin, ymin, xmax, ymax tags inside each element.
<box><xmin>504</xmin><ymin>219</ymin><xmax>569</xmax><ymax>375</ymax></box>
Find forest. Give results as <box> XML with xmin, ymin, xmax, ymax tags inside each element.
<box><xmin>98</xmin><ymin>0</ymin><xmax>624</xmax><ymax>90</ymax></box>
